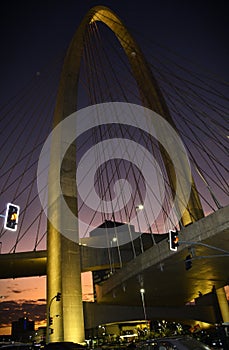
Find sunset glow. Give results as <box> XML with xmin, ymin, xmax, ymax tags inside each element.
<box><xmin>0</xmin><ymin>272</ymin><xmax>94</xmax><ymax>335</ymax></box>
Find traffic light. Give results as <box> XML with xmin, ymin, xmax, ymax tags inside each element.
<box><xmin>49</xmin><ymin>316</ymin><xmax>53</xmax><ymax>325</ymax></box>
<box><xmin>4</xmin><ymin>203</ymin><xmax>20</xmax><ymax>231</ymax></box>
<box><xmin>169</xmin><ymin>229</ymin><xmax>179</xmax><ymax>251</ymax></box>
<box><xmin>56</xmin><ymin>292</ymin><xmax>61</xmax><ymax>301</ymax></box>
<box><xmin>185</xmin><ymin>254</ymin><xmax>192</xmax><ymax>270</ymax></box>
<box><xmin>49</xmin><ymin>328</ymin><xmax>54</xmax><ymax>334</ymax></box>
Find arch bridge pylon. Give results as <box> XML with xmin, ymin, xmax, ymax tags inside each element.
<box><xmin>47</xmin><ymin>6</ymin><xmax>204</xmax><ymax>344</ymax></box>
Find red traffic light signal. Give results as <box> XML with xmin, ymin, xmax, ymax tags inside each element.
<box><xmin>4</xmin><ymin>203</ymin><xmax>20</xmax><ymax>231</ymax></box>
<box><xmin>169</xmin><ymin>229</ymin><xmax>179</xmax><ymax>251</ymax></box>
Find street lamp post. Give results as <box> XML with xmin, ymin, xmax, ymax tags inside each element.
<box><xmin>110</xmin><ymin>236</ymin><xmax>117</xmax><ymax>274</ymax></box>
<box><xmin>140</xmin><ymin>288</ymin><xmax>147</xmax><ymax>320</ymax></box>
<box><xmin>127</xmin><ymin>222</ymin><xmax>136</xmax><ymax>258</ymax></box>
<box><xmin>136</xmin><ymin>205</ymin><xmax>144</xmax><ymax>253</ymax></box>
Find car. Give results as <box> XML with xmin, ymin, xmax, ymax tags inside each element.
<box><xmin>136</xmin><ymin>336</ymin><xmax>212</xmax><ymax>349</ymax></box>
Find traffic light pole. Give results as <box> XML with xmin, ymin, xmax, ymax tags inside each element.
<box><xmin>168</xmin><ymin>236</ymin><xmax>229</xmax><ymax>269</ymax></box>
<box><xmin>47</xmin><ymin>292</ymin><xmax>61</xmax><ymax>344</ymax></box>
<box><xmin>177</xmin><ymin>240</ymin><xmax>229</xmax><ymax>270</ymax></box>
<box><xmin>178</xmin><ymin>241</ymin><xmax>229</xmax><ymax>255</ymax></box>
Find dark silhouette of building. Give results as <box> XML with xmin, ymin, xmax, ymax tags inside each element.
<box><xmin>12</xmin><ymin>316</ymin><xmax>34</xmax><ymax>342</ymax></box>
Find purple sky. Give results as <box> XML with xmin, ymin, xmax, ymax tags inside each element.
<box><xmin>0</xmin><ymin>0</ymin><xmax>228</xmax><ymax>104</ymax></box>
<box><xmin>0</xmin><ymin>0</ymin><xmax>228</xmax><ymax>336</ymax></box>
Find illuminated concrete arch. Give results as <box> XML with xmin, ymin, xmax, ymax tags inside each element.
<box><xmin>47</xmin><ymin>6</ymin><xmax>204</xmax><ymax>344</ymax></box>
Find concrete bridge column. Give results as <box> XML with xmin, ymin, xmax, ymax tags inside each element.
<box><xmin>216</xmin><ymin>287</ymin><xmax>229</xmax><ymax>323</ymax></box>
<box><xmin>48</xmin><ymin>131</ymin><xmax>85</xmax><ymax>344</ymax></box>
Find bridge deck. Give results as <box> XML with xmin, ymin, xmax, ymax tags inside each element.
<box><xmin>96</xmin><ymin>205</ymin><xmax>229</xmax><ymax>306</ymax></box>
<box><xmin>0</xmin><ymin>206</ymin><xmax>228</xmax><ymax>308</ymax></box>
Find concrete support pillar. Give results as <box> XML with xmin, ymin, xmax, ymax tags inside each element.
<box><xmin>216</xmin><ymin>287</ymin><xmax>229</xmax><ymax>323</ymax></box>
<box><xmin>47</xmin><ymin>223</ymin><xmax>84</xmax><ymax>344</ymax></box>
<box><xmin>47</xmin><ymin>138</ymin><xmax>85</xmax><ymax>343</ymax></box>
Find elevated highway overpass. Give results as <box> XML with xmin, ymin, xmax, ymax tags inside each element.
<box><xmin>0</xmin><ymin>205</ymin><xmax>228</xmax><ymax>325</ymax></box>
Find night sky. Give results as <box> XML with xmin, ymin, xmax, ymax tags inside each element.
<box><xmin>0</xmin><ymin>0</ymin><xmax>228</xmax><ymax>103</ymax></box>
<box><xmin>0</xmin><ymin>0</ymin><xmax>228</xmax><ymax>336</ymax></box>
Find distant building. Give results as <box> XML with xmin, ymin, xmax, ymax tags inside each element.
<box><xmin>81</xmin><ymin>219</ymin><xmax>138</xmax><ymax>248</ymax></box>
<box><xmin>12</xmin><ymin>316</ymin><xmax>34</xmax><ymax>342</ymax></box>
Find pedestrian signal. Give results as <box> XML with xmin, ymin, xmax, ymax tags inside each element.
<box><xmin>4</xmin><ymin>203</ymin><xmax>20</xmax><ymax>231</ymax></box>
